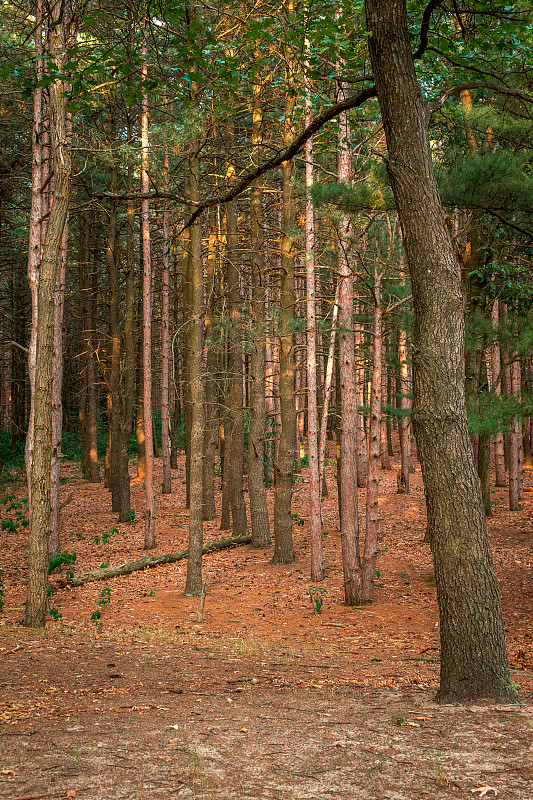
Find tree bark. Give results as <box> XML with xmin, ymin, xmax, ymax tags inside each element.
<box><xmin>272</xmin><ymin>56</ymin><xmax>296</xmax><ymax>565</ymax></box>
<box><xmin>25</xmin><ymin>4</ymin><xmax>71</xmax><ymax>627</ymax></box>
<box><xmin>365</xmin><ymin>0</ymin><xmax>517</xmax><ymax>703</ymax></box>
<box><xmin>141</xmin><ymin>20</ymin><xmax>155</xmax><ymax>549</ymax></box>
<box><xmin>161</xmin><ymin>150</ymin><xmax>172</xmax><ymax>495</ymax></box>
<box><xmin>336</xmin><ymin>71</ymin><xmax>361</xmax><ymax>604</ymax></box>
<box><xmin>184</xmin><ymin>48</ymin><xmax>205</xmax><ymax>594</ymax></box>
<box><xmin>304</xmin><ymin>51</ymin><xmax>324</xmax><ymax>582</ymax></box>
<box><xmin>248</xmin><ymin>78</ymin><xmax>271</xmax><ymax>548</ymax></box>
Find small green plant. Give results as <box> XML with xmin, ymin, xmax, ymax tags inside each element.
<box><xmin>71</xmin><ymin>531</ymin><xmax>85</xmax><ymax>540</ymax></box>
<box><xmin>90</xmin><ymin>525</ymin><xmax>118</xmax><ymax>546</ymax></box>
<box><xmin>124</xmin><ymin>508</ymin><xmax>135</xmax><ymax>522</ymax></box>
<box><xmin>100</xmin><ymin>562</ymin><xmax>108</xmax><ymax>569</ymax></box>
<box><xmin>389</xmin><ymin>713</ymin><xmax>407</xmax><ymax>727</ymax></box>
<box><xmin>49</xmin><ymin>607</ymin><xmax>62</xmax><ymax>620</ymax></box>
<box><xmin>48</xmin><ymin>550</ymin><xmax>77</xmax><ymax>574</ymax></box>
<box><xmin>309</xmin><ymin>586</ymin><xmax>328</xmax><ymax>614</ymax></box>
<box><xmin>91</xmin><ymin>586</ymin><xmax>111</xmax><ymax>625</ymax></box>
<box><xmin>148</xmin><ymin>588</ymin><xmax>155</xmax><ymax>597</ymax></box>
<box><xmin>1</xmin><ymin>494</ymin><xmax>29</xmax><ymax>534</ymax></box>
<box><xmin>375</xmin><ymin>569</ymin><xmax>381</xmax><ymax>579</ymax></box>
<box><xmin>290</xmin><ymin>512</ymin><xmax>305</xmax><ymax>527</ymax></box>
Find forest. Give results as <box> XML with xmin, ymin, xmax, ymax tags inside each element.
<box><xmin>0</xmin><ymin>0</ymin><xmax>533</xmax><ymax>797</ymax></box>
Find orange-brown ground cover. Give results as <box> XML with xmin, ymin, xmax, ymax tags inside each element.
<box><xmin>0</xmin><ymin>453</ymin><xmax>532</xmax><ymax>799</ymax></box>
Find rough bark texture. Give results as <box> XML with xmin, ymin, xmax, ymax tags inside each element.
<box><xmin>248</xmin><ymin>82</ymin><xmax>271</xmax><ymax>548</ymax></box>
<box><xmin>225</xmin><ymin>124</ymin><xmax>248</xmax><ymax>539</ymax></box>
<box><xmin>336</xmin><ymin>77</ymin><xmax>361</xmax><ymax>604</ymax></box>
<box><xmin>202</xmin><ymin>228</ymin><xmax>218</xmax><ymax>521</ymax></box>
<box><xmin>397</xmin><ymin>322</ymin><xmax>411</xmax><ymax>493</ymax></box>
<box><xmin>25</xmin><ymin>6</ymin><xmax>71</xmax><ymax>627</ymax></box>
<box><xmin>509</xmin><ymin>359</ymin><xmax>521</xmax><ymax>511</ymax></box>
<box><xmin>304</xmin><ymin>63</ymin><xmax>323</xmax><ymax>582</ymax></box>
<box><xmin>141</xmin><ymin>22</ymin><xmax>155</xmax><ymax>549</ymax></box>
<box><xmin>365</xmin><ymin>0</ymin><xmax>517</xmax><ymax>704</ymax></box>
<box><xmin>272</xmin><ymin>82</ymin><xmax>296</xmax><ymax>566</ymax></box>
<box><xmin>161</xmin><ymin>151</ymin><xmax>172</xmax><ymax>495</ymax></box>
<box><xmin>184</xmin><ymin>80</ymin><xmax>205</xmax><ymax>594</ymax></box>
<box><xmin>363</xmin><ymin>270</ymin><xmax>382</xmax><ymax>603</ymax></box>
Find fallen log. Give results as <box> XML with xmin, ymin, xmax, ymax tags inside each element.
<box><xmin>54</xmin><ymin>535</ymin><xmax>252</xmax><ymax>588</ymax></box>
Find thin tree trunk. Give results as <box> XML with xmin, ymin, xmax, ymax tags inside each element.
<box><xmin>184</xmin><ymin>43</ymin><xmax>205</xmax><ymax>594</ymax></box>
<box><xmin>202</xmin><ymin>227</ymin><xmax>218</xmax><ymax>521</ymax></box>
<box><xmin>25</xmin><ymin>3</ymin><xmax>71</xmax><ymax>627</ymax></box>
<box><xmin>490</xmin><ymin>300</ymin><xmax>506</xmax><ymax>486</ymax></box>
<box><xmin>305</xmin><ymin>55</ymin><xmax>324</xmax><ymax>580</ymax></box>
<box><xmin>362</xmin><ymin>269</ymin><xmax>382</xmax><ymax>603</ymax></box>
<box><xmin>141</xmin><ymin>21</ymin><xmax>155</xmax><ymax>549</ymax></box>
<box><xmin>318</xmin><ymin>282</ymin><xmax>339</xmax><ymax>494</ymax></box>
<box><xmin>161</xmin><ymin>151</ymin><xmax>172</xmax><ymax>495</ymax></box>
<box><xmin>366</xmin><ymin>0</ymin><xmax>517</xmax><ymax>704</ymax></box>
<box><xmin>272</xmin><ymin>54</ymin><xmax>296</xmax><ymax>565</ymax></box>
<box><xmin>25</xmin><ymin>0</ymin><xmax>43</xmax><ymax>514</ymax></box>
<box><xmin>509</xmin><ymin>358</ymin><xmax>521</xmax><ymax>511</ymax></box>
<box><xmin>248</xmin><ymin>78</ymin><xmax>271</xmax><ymax>548</ymax></box>
<box><xmin>336</xmin><ymin>68</ymin><xmax>360</xmax><ymax>604</ymax></box>
<box><xmin>397</xmin><ymin>321</ymin><xmax>411</xmax><ymax>493</ymax></box>
<box><xmin>225</xmin><ymin>121</ymin><xmax>248</xmax><ymax>538</ymax></box>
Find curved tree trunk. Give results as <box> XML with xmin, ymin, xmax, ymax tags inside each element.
<box><xmin>365</xmin><ymin>0</ymin><xmax>517</xmax><ymax>704</ymax></box>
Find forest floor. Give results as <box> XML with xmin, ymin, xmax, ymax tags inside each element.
<box><xmin>0</xmin><ymin>452</ymin><xmax>532</xmax><ymax>800</ymax></box>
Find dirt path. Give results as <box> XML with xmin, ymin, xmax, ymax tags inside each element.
<box><xmin>0</xmin><ymin>454</ymin><xmax>532</xmax><ymax>798</ymax></box>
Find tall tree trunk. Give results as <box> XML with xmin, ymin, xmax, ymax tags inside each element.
<box><xmin>509</xmin><ymin>358</ymin><xmax>521</xmax><ymax>511</ymax></box>
<box><xmin>141</xmin><ymin>20</ymin><xmax>155</xmax><ymax>549</ymax></box>
<box><xmin>184</xmin><ymin>46</ymin><xmax>205</xmax><ymax>594</ymax></box>
<box><xmin>202</xmin><ymin>226</ymin><xmax>218</xmax><ymax>521</ymax></box>
<box><xmin>336</xmin><ymin>70</ymin><xmax>360</xmax><ymax>604</ymax></box>
<box><xmin>25</xmin><ymin>3</ymin><xmax>71</xmax><ymax>627</ymax></box>
<box><xmin>304</xmin><ymin>51</ymin><xmax>324</xmax><ymax>581</ymax></box>
<box><xmin>397</xmin><ymin>320</ymin><xmax>411</xmax><ymax>493</ymax></box>
<box><xmin>491</xmin><ymin>300</ymin><xmax>506</xmax><ymax>487</ymax></box>
<box><xmin>272</xmin><ymin>78</ymin><xmax>296</xmax><ymax>565</ymax></box>
<box><xmin>25</xmin><ymin>0</ymin><xmax>43</xmax><ymax>514</ymax></box>
<box><xmin>225</xmin><ymin>121</ymin><xmax>248</xmax><ymax>538</ymax></box>
<box><xmin>365</xmin><ymin>0</ymin><xmax>517</xmax><ymax>704</ymax></box>
<box><xmin>248</xmin><ymin>79</ymin><xmax>271</xmax><ymax>548</ymax></box>
<box><xmin>362</xmin><ymin>269</ymin><xmax>382</xmax><ymax>603</ymax></box>
<box><xmin>161</xmin><ymin>151</ymin><xmax>172</xmax><ymax>495</ymax></box>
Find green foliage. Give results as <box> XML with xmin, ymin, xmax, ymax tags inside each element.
<box><xmin>1</xmin><ymin>494</ymin><xmax>29</xmax><ymax>534</ymax></box>
<box><xmin>91</xmin><ymin>586</ymin><xmax>111</xmax><ymax>625</ymax></box>
<box><xmin>468</xmin><ymin>390</ymin><xmax>533</xmax><ymax>437</ymax></box>
<box><xmin>309</xmin><ymin>587</ymin><xmax>328</xmax><ymax>614</ymax></box>
<box><xmin>290</xmin><ymin>512</ymin><xmax>305</xmax><ymax>527</ymax></box>
<box><xmin>124</xmin><ymin>509</ymin><xmax>135</xmax><ymax>523</ymax></box>
<box><xmin>49</xmin><ymin>607</ymin><xmax>62</xmax><ymax>620</ymax></box>
<box><xmin>90</xmin><ymin>525</ymin><xmax>118</xmax><ymax>546</ymax></box>
<box><xmin>48</xmin><ymin>550</ymin><xmax>77</xmax><ymax>574</ymax></box>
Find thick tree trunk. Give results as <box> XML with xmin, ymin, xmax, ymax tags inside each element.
<box><xmin>365</xmin><ymin>0</ymin><xmax>517</xmax><ymax>703</ymax></box>
<box><xmin>248</xmin><ymin>81</ymin><xmax>271</xmax><ymax>548</ymax></box>
<box><xmin>25</xmin><ymin>6</ymin><xmax>71</xmax><ymax>627</ymax></box>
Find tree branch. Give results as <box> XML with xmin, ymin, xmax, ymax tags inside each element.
<box><xmin>413</xmin><ymin>0</ymin><xmax>446</xmax><ymax>61</ymax></box>
<box><xmin>180</xmin><ymin>85</ymin><xmax>377</xmax><ymax>231</ymax></box>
